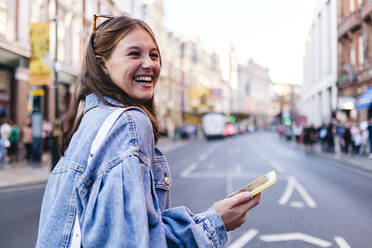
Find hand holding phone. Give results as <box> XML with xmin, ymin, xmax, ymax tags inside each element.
<box><xmin>212</xmin><ymin>192</ymin><xmax>261</xmax><ymax>231</ymax></box>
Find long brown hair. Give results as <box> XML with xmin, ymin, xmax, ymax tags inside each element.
<box><xmin>58</xmin><ymin>16</ymin><xmax>161</xmax><ymax>155</ymax></box>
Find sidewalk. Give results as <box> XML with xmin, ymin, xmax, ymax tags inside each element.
<box><xmin>0</xmin><ymin>155</ymin><xmax>51</xmax><ymax>190</ymax></box>
<box><xmin>285</xmin><ymin>140</ymin><xmax>372</xmax><ymax>176</ymax></box>
<box><xmin>0</xmin><ymin>137</ymin><xmax>191</xmax><ymax>190</ymax></box>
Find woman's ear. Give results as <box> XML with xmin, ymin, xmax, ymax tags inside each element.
<box><xmin>96</xmin><ymin>56</ymin><xmax>108</xmax><ymax>74</ymax></box>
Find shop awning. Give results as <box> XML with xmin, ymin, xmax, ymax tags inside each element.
<box><xmin>356</xmin><ymin>87</ymin><xmax>372</xmax><ymax>110</ymax></box>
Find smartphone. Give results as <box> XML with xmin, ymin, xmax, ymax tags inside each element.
<box><xmin>227</xmin><ymin>170</ymin><xmax>277</xmax><ymax>198</ymax></box>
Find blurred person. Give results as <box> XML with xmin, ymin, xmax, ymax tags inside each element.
<box><xmin>0</xmin><ymin>119</ymin><xmax>10</xmax><ymax>168</ymax></box>
<box><xmin>42</xmin><ymin>119</ymin><xmax>52</xmax><ymax>161</ymax></box>
<box><xmin>342</xmin><ymin>123</ymin><xmax>352</xmax><ymax>156</ymax></box>
<box><xmin>350</xmin><ymin>123</ymin><xmax>361</xmax><ymax>155</ymax></box>
<box><xmin>0</xmin><ymin>138</ymin><xmax>7</xmax><ymax>169</ymax></box>
<box><xmin>8</xmin><ymin>119</ymin><xmax>20</xmax><ymax>162</ymax></box>
<box><xmin>309</xmin><ymin>125</ymin><xmax>317</xmax><ymax>153</ymax></box>
<box><xmin>335</xmin><ymin>121</ymin><xmax>345</xmax><ymax>155</ymax></box>
<box><xmin>368</xmin><ymin>117</ymin><xmax>372</xmax><ymax>159</ymax></box>
<box><xmin>318</xmin><ymin>124</ymin><xmax>327</xmax><ymax>152</ymax></box>
<box><xmin>359</xmin><ymin>121</ymin><xmax>369</xmax><ymax>155</ymax></box>
<box><xmin>36</xmin><ymin>15</ymin><xmax>260</xmax><ymax>248</ymax></box>
<box><xmin>0</xmin><ymin>118</ymin><xmax>11</xmax><ymax>148</ymax></box>
<box><xmin>326</xmin><ymin>121</ymin><xmax>335</xmax><ymax>153</ymax></box>
<box><xmin>293</xmin><ymin>123</ymin><xmax>302</xmax><ymax>144</ymax></box>
<box><xmin>23</xmin><ymin>117</ymin><xmax>33</xmax><ymax>162</ymax></box>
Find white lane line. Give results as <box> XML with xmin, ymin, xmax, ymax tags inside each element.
<box><xmin>278</xmin><ymin>177</ymin><xmax>317</xmax><ymax>208</ymax></box>
<box><xmin>198</xmin><ymin>153</ymin><xmax>208</xmax><ymax>162</ymax></box>
<box><xmin>180</xmin><ymin>162</ymin><xmax>198</xmax><ymax>177</ymax></box>
<box><xmin>259</xmin><ymin>233</ymin><xmax>332</xmax><ymax>247</ymax></box>
<box><xmin>334</xmin><ymin>236</ymin><xmax>351</xmax><ymax>248</ymax></box>
<box><xmin>228</xmin><ymin>229</ymin><xmax>258</xmax><ymax>248</ymax></box>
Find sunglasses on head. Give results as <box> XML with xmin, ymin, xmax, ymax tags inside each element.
<box><xmin>93</xmin><ymin>14</ymin><xmax>114</xmax><ymax>32</ymax></box>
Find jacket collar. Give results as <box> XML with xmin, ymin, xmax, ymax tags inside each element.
<box><xmin>84</xmin><ymin>94</ymin><xmax>123</xmax><ymax>114</ymax></box>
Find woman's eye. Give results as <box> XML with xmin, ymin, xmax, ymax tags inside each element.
<box><xmin>150</xmin><ymin>53</ymin><xmax>159</xmax><ymax>59</ymax></box>
<box><xmin>129</xmin><ymin>51</ymin><xmax>140</xmax><ymax>56</ymax></box>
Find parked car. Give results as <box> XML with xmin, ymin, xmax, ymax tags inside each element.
<box><xmin>223</xmin><ymin>123</ymin><xmax>239</xmax><ymax>137</ymax></box>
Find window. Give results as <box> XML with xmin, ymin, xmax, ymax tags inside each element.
<box><xmin>358</xmin><ymin>34</ymin><xmax>364</xmax><ymax>69</ymax></box>
<box><xmin>357</xmin><ymin>0</ymin><xmax>363</xmax><ymax>8</ymax></box>
<box><xmin>350</xmin><ymin>39</ymin><xmax>355</xmax><ymax>66</ymax></box>
<box><xmin>350</xmin><ymin>0</ymin><xmax>355</xmax><ymax>12</ymax></box>
<box><xmin>0</xmin><ymin>0</ymin><xmax>7</xmax><ymax>35</ymax></box>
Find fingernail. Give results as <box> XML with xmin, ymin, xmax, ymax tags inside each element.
<box><xmin>244</xmin><ymin>192</ymin><xmax>252</xmax><ymax>200</ymax></box>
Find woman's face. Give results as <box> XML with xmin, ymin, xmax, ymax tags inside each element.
<box><xmin>103</xmin><ymin>27</ymin><xmax>161</xmax><ymax>101</ymax></box>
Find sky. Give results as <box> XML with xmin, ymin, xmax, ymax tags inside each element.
<box><xmin>162</xmin><ymin>0</ymin><xmax>319</xmax><ymax>85</ymax></box>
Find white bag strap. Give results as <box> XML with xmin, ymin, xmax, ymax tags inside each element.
<box><xmin>70</xmin><ymin>107</ymin><xmax>128</xmax><ymax>248</ymax></box>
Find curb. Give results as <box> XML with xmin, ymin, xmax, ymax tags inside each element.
<box><xmin>0</xmin><ymin>179</ymin><xmax>48</xmax><ymax>192</ymax></box>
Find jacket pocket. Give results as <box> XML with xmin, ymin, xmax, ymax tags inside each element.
<box><xmin>152</xmin><ymin>155</ymin><xmax>171</xmax><ymax>190</ymax></box>
<box><xmin>152</xmin><ymin>150</ymin><xmax>171</xmax><ymax>210</ymax></box>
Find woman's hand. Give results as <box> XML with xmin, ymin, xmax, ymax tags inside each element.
<box><xmin>212</xmin><ymin>192</ymin><xmax>260</xmax><ymax>231</ymax></box>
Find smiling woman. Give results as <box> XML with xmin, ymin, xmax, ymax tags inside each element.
<box><xmin>35</xmin><ymin>15</ymin><xmax>260</xmax><ymax>248</ymax></box>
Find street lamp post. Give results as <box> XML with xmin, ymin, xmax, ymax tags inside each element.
<box><xmin>51</xmin><ymin>0</ymin><xmax>60</xmax><ymax>170</ymax></box>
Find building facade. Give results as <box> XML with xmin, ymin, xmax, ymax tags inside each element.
<box><xmin>0</xmin><ymin>0</ymin><xmax>31</xmax><ymax>126</ymax></box>
<box><xmin>337</xmin><ymin>0</ymin><xmax>372</xmax><ymax>121</ymax></box>
<box><xmin>1</xmin><ymin>0</ymin><xmax>233</xmax><ymax>137</ymax></box>
<box><xmin>237</xmin><ymin>59</ymin><xmax>272</xmax><ymax>127</ymax></box>
<box><xmin>302</xmin><ymin>0</ymin><xmax>338</xmax><ymax>127</ymax></box>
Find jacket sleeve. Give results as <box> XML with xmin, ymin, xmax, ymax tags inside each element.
<box><xmin>81</xmin><ymin>155</ymin><xmax>152</xmax><ymax>248</ymax></box>
<box><xmin>162</xmin><ymin>206</ymin><xmax>228</xmax><ymax>248</ymax></box>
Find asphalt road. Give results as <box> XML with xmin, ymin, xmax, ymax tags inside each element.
<box><xmin>1</xmin><ymin>131</ymin><xmax>371</xmax><ymax>248</ymax></box>
<box><xmin>166</xmin><ymin>132</ymin><xmax>372</xmax><ymax>248</ymax></box>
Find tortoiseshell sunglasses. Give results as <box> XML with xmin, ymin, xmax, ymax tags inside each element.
<box><xmin>93</xmin><ymin>14</ymin><xmax>114</xmax><ymax>32</ymax></box>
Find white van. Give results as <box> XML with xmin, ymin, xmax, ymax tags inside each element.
<box><xmin>202</xmin><ymin>113</ymin><xmax>225</xmax><ymax>139</ymax></box>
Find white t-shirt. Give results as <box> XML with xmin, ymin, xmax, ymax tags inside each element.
<box><xmin>0</xmin><ymin>123</ymin><xmax>11</xmax><ymax>140</ymax></box>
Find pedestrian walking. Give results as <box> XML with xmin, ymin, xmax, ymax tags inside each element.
<box><xmin>0</xmin><ymin>138</ymin><xmax>8</xmax><ymax>169</ymax></box>
<box><xmin>41</xmin><ymin>119</ymin><xmax>52</xmax><ymax>161</ymax></box>
<box><xmin>368</xmin><ymin>117</ymin><xmax>372</xmax><ymax>159</ymax></box>
<box><xmin>326</xmin><ymin>121</ymin><xmax>335</xmax><ymax>153</ymax></box>
<box><xmin>23</xmin><ymin>117</ymin><xmax>33</xmax><ymax>162</ymax></box>
<box><xmin>36</xmin><ymin>15</ymin><xmax>260</xmax><ymax>248</ymax></box>
<box><xmin>342</xmin><ymin>123</ymin><xmax>352</xmax><ymax>156</ymax></box>
<box><xmin>293</xmin><ymin>123</ymin><xmax>302</xmax><ymax>144</ymax></box>
<box><xmin>0</xmin><ymin>119</ymin><xmax>10</xmax><ymax>168</ymax></box>
<box><xmin>360</xmin><ymin>121</ymin><xmax>369</xmax><ymax>155</ymax></box>
<box><xmin>8</xmin><ymin>120</ymin><xmax>20</xmax><ymax>162</ymax></box>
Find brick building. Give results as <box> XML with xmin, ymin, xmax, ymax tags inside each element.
<box><xmin>337</xmin><ymin>0</ymin><xmax>372</xmax><ymax>120</ymax></box>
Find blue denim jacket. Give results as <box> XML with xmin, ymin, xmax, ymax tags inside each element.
<box><xmin>36</xmin><ymin>94</ymin><xmax>227</xmax><ymax>248</ymax></box>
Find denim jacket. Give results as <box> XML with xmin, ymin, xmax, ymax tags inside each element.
<box><xmin>36</xmin><ymin>94</ymin><xmax>227</xmax><ymax>248</ymax></box>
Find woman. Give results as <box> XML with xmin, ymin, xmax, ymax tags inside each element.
<box><xmin>36</xmin><ymin>15</ymin><xmax>260</xmax><ymax>247</ymax></box>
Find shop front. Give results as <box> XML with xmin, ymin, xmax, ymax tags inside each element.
<box><xmin>356</xmin><ymin>87</ymin><xmax>372</xmax><ymax>120</ymax></box>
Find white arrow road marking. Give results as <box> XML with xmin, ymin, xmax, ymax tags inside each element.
<box><xmin>228</xmin><ymin>229</ymin><xmax>258</xmax><ymax>248</ymax></box>
<box><xmin>259</xmin><ymin>233</ymin><xmax>332</xmax><ymax>247</ymax></box>
<box><xmin>278</xmin><ymin>176</ymin><xmax>317</xmax><ymax>208</ymax></box>
<box><xmin>334</xmin><ymin>236</ymin><xmax>351</xmax><ymax>248</ymax></box>
<box><xmin>180</xmin><ymin>162</ymin><xmax>198</xmax><ymax>177</ymax></box>
<box><xmin>198</xmin><ymin>153</ymin><xmax>208</xmax><ymax>162</ymax></box>
<box><xmin>289</xmin><ymin>201</ymin><xmax>305</xmax><ymax>208</ymax></box>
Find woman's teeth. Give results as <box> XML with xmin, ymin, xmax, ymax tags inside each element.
<box><xmin>134</xmin><ymin>76</ymin><xmax>152</xmax><ymax>83</ymax></box>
